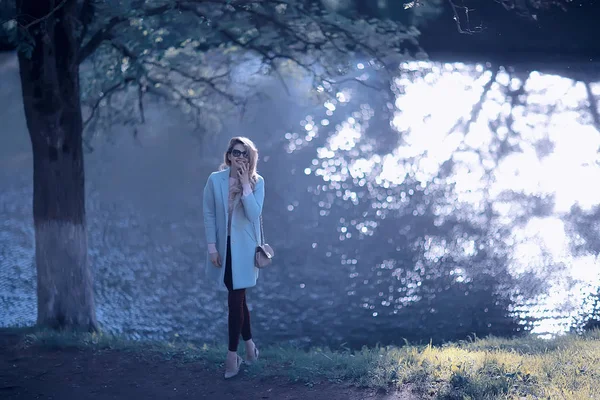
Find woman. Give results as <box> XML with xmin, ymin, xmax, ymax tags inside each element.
<box><xmin>202</xmin><ymin>136</ymin><xmax>265</xmax><ymax>379</ymax></box>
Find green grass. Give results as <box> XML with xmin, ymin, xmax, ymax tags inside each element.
<box><xmin>4</xmin><ymin>326</ymin><xmax>600</xmax><ymax>399</ymax></box>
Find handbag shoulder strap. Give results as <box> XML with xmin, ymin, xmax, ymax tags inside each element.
<box><xmin>259</xmin><ymin>214</ymin><xmax>265</xmax><ymax>245</ymax></box>
<box><xmin>253</xmin><ymin>215</ymin><xmax>265</xmax><ymax>246</ymax></box>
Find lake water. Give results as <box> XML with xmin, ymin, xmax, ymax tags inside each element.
<box><xmin>1</xmin><ymin>52</ymin><xmax>599</xmax><ymax>349</ymax></box>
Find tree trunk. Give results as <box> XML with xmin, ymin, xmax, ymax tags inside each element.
<box><xmin>16</xmin><ymin>0</ymin><xmax>98</xmax><ymax>331</ymax></box>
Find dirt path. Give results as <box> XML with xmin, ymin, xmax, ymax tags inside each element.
<box><xmin>0</xmin><ymin>331</ymin><xmax>418</xmax><ymax>400</ymax></box>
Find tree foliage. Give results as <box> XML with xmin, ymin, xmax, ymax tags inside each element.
<box><xmin>74</xmin><ymin>0</ymin><xmax>425</xmax><ymax>146</ymax></box>
<box><xmin>0</xmin><ymin>1</ymin><xmax>16</xmax><ymax>50</ymax></box>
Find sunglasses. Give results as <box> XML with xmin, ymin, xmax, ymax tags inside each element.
<box><xmin>231</xmin><ymin>149</ymin><xmax>249</xmax><ymax>158</ymax></box>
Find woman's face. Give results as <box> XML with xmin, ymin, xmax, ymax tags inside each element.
<box><xmin>229</xmin><ymin>143</ymin><xmax>249</xmax><ymax>169</ymax></box>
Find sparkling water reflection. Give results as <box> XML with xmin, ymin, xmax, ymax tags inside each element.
<box><xmin>285</xmin><ymin>60</ymin><xmax>600</xmax><ymax>337</ymax></box>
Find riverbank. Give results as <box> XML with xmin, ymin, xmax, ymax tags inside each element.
<box><xmin>1</xmin><ymin>327</ymin><xmax>599</xmax><ymax>399</ymax></box>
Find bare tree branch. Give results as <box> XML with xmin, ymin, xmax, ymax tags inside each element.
<box><xmin>137</xmin><ymin>83</ymin><xmax>145</xmax><ymax>123</ymax></box>
<box><xmin>78</xmin><ymin>0</ymin><xmax>95</xmax><ymax>47</ymax></box>
<box><xmin>585</xmin><ymin>82</ymin><xmax>600</xmax><ymax>133</ymax></box>
<box><xmin>19</xmin><ymin>0</ymin><xmax>68</xmax><ymax>30</ymax></box>
<box><xmin>447</xmin><ymin>0</ymin><xmax>483</xmax><ymax>34</ymax></box>
<box><xmin>83</xmin><ymin>77</ymin><xmax>137</xmax><ymax>129</ymax></box>
<box><xmin>494</xmin><ymin>0</ymin><xmax>569</xmax><ymax>17</ymax></box>
<box><xmin>145</xmin><ymin>74</ymin><xmax>206</xmax><ymax>120</ymax></box>
<box><xmin>322</xmin><ymin>76</ymin><xmax>385</xmax><ymax>92</ymax></box>
<box><xmin>143</xmin><ymin>60</ymin><xmax>237</xmax><ymax>104</ymax></box>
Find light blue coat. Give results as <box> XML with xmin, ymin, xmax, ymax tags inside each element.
<box><xmin>203</xmin><ymin>168</ymin><xmax>264</xmax><ymax>291</ymax></box>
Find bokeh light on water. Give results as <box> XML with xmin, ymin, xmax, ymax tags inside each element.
<box><xmin>283</xmin><ymin>60</ymin><xmax>600</xmax><ymax>338</ymax></box>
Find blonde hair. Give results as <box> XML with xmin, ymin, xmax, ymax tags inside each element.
<box><xmin>220</xmin><ymin>136</ymin><xmax>259</xmax><ymax>188</ymax></box>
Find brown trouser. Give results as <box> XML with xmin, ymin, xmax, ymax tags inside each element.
<box><xmin>224</xmin><ymin>236</ymin><xmax>252</xmax><ymax>352</ymax></box>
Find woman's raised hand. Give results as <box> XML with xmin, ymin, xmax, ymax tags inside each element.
<box><xmin>236</xmin><ymin>160</ymin><xmax>250</xmax><ymax>186</ymax></box>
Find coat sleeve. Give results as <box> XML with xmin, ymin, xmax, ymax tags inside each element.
<box><xmin>203</xmin><ymin>175</ymin><xmax>218</xmax><ymax>245</ymax></box>
<box><xmin>240</xmin><ymin>176</ymin><xmax>265</xmax><ymax>222</ymax></box>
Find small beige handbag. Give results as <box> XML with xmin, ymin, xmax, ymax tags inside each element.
<box><xmin>255</xmin><ymin>215</ymin><xmax>274</xmax><ymax>268</ymax></box>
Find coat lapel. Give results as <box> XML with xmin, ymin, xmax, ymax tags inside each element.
<box><xmin>220</xmin><ymin>169</ymin><xmax>230</xmax><ymax>220</ymax></box>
